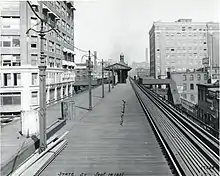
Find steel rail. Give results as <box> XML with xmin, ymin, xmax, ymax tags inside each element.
<box><xmin>130</xmin><ymin>78</ymin><xmax>219</xmax><ymax>176</ymax></box>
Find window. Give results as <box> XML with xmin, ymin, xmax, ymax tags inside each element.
<box><xmin>1</xmin><ymin>17</ymin><xmax>20</xmax><ymax>29</ymax></box>
<box><xmin>2</xmin><ymin>36</ymin><xmax>11</xmax><ymax>47</ymax></box>
<box><xmin>171</xmin><ymin>49</ymin><xmax>175</xmax><ymax>51</ymax></box>
<box><xmin>32</xmin><ymin>73</ymin><xmax>38</xmax><ymax>85</ymax></box>
<box><xmin>0</xmin><ymin>92</ymin><xmax>21</xmax><ymax>105</ymax></box>
<box><xmin>67</xmin><ymin>24</ymin><xmax>70</xmax><ymax>33</ymax></box>
<box><xmin>12</xmin><ymin>36</ymin><xmax>20</xmax><ymax>47</ymax></box>
<box><xmin>56</xmin><ymin>1</ymin><xmax>60</xmax><ymax>12</ymax></box>
<box><xmin>183</xmin><ymin>83</ymin><xmax>187</xmax><ymax>91</ymax></box>
<box><xmin>56</xmin><ymin>58</ymin><xmax>61</xmax><ymax>68</ymax></box>
<box><xmin>183</xmin><ymin>74</ymin><xmax>187</xmax><ymax>81</ymax></box>
<box><xmin>31</xmin><ymin>36</ymin><xmax>37</xmax><ymax>48</ymax></box>
<box><xmin>203</xmin><ymin>74</ymin><xmax>207</xmax><ymax>80</ymax></box>
<box><xmin>61</xmin><ymin>6</ymin><xmax>65</xmax><ymax>17</ymax></box>
<box><xmin>62</xmin><ymin>33</ymin><xmax>66</xmax><ymax>43</ymax></box>
<box><xmin>190</xmin><ymin>94</ymin><xmax>195</xmax><ymax>102</ymax></box>
<box><xmin>48</xmin><ymin>41</ymin><xmax>55</xmax><ymax>52</ymax></box>
<box><xmin>56</xmin><ymin>44</ymin><xmax>61</xmax><ymax>54</ymax></box>
<box><xmin>190</xmin><ymin>83</ymin><xmax>194</xmax><ymax>90</ymax></box>
<box><xmin>3</xmin><ymin>73</ymin><xmax>11</xmax><ymax>86</ymax></box>
<box><xmin>30</xmin><ymin>18</ymin><xmax>38</xmax><ymax>30</ymax></box>
<box><xmin>49</xmin><ymin>57</ymin><xmax>55</xmax><ymax>67</ymax></box>
<box><xmin>13</xmin><ymin>73</ymin><xmax>21</xmax><ymax>86</ymax></box>
<box><xmin>31</xmin><ymin>91</ymin><xmax>38</xmax><ymax>105</ymax></box>
<box><xmin>1</xmin><ymin>54</ymin><xmax>21</xmax><ymax>66</ymax></box>
<box><xmin>31</xmin><ymin>54</ymin><xmax>38</xmax><ymax>65</ymax></box>
<box><xmin>197</xmin><ymin>74</ymin><xmax>201</xmax><ymax>80</ymax></box>
<box><xmin>190</xmin><ymin>74</ymin><xmax>194</xmax><ymax>81</ymax></box>
<box><xmin>31</xmin><ymin>43</ymin><xmax>37</xmax><ymax>48</ymax></box>
<box><xmin>66</xmin><ymin>36</ymin><xmax>70</xmax><ymax>44</ymax></box>
<box><xmin>62</xmin><ymin>20</ymin><xmax>65</xmax><ymax>29</ymax></box>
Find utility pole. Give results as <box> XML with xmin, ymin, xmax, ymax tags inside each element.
<box><xmin>112</xmin><ymin>67</ymin><xmax>114</xmax><ymax>88</ymax></box>
<box><xmin>88</xmin><ymin>50</ymin><xmax>92</xmax><ymax>110</ymax></box>
<box><xmin>108</xmin><ymin>68</ymin><xmax>111</xmax><ymax>92</ymax></box>
<box><xmin>38</xmin><ymin>2</ymin><xmax>47</xmax><ymax>153</ymax></box>
<box><xmin>101</xmin><ymin>59</ymin><xmax>104</xmax><ymax>98</ymax></box>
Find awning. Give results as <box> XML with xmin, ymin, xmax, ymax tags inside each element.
<box><xmin>63</xmin><ymin>47</ymin><xmax>75</xmax><ymax>55</ymax></box>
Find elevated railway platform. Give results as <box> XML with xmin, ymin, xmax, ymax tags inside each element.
<box><xmin>40</xmin><ymin>82</ymin><xmax>172</xmax><ymax>176</ymax></box>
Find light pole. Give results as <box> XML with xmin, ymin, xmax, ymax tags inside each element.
<box><xmin>108</xmin><ymin>67</ymin><xmax>111</xmax><ymax>92</ymax></box>
<box><xmin>101</xmin><ymin>59</ymin><xmax>104</xmax><ymax>98</ymax></box>
<box><xmin>88</xmin><ymin>51</ymin><xmax>92</xmax><ymax>110</ymax></box>
<box><xmin>81</xmin><ymin>53</ymin><xmax>93</xmax><ymax>110</ymax></box>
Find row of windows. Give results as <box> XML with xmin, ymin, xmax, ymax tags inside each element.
<box><xmin>181</xmin><ymin>93</ymin><xmax>195</xmax><ymax>102</ymax></box>
<box><xmin>0</xmin><ymin>92</ymin><xmax>21</xmax><ymax>106</ymax></box>
<box><xmin>183</xmin><ymin>74</ymin><xmax>207</xmax><ymax>81</ymax></box>
<box><xmin>0</xmin><ymin>71</ymin><xmax>72</xmax><ymax>87</ymax></box>
<box><xmin>1</xmin><ymin>73</ymin><xmax>21</xmax><ymax>87</ymax></box>
<box><xmin>51</xmin><ymin>1</ymin><xmax>74</xmax><ymax>21</ymax></box>
<box><xmin>0</xmin><ymin>35</ymin><xmax>20</xmax><ymax>47</ymax></box>
<box><xmin>183</xmin><ymin>83</ymin><xmax>195</xmax><ymax>91</ymax></box>
<box><xmin>155</xmin><ymin>26</ymin><xmax>207</xmax><ymax>31</ymax></box>
<box><xmin>0</xmin><ymin>17</ymin><xmax>20</xmax><ymax>29</ymax></box>
<box><xmin>0</xmin><ymin>54</ymin><xmax>21</xmax><ymax>66</ymax></box>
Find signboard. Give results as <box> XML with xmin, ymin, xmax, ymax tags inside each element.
<box><xmin>21</xmin><ymin>110</ymin><xmax>39</xmax><ymax>136</ymax></box>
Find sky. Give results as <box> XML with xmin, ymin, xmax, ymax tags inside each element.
<box><xmin>74</xmin><ymin>0</ymin><xmax>220</xmax><ymax>64</ymax></box>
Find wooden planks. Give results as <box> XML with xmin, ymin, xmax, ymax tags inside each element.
<box><xmin>40</xmin><ymin>83</ymin><xmax>172</xmax><ymax>176</ymax></box>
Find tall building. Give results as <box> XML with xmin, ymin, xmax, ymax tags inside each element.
<box><xmin>149</xmin><ymin>19</ymin><xmax>219</xmax><ymax>79</ymax></box>
<box><xmin>207</xmin><ymin>22</ymin><xmax>219</xmax><ymax>67</ymax></box>
<box><xmin>0</xmin><ymin>1</ymin><xmax>76</xmax><ymax>116</ymax></box>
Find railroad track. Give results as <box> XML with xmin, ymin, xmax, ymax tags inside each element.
<box><xmin>130</xmin><ymin>78</ymin><xmax>219</xmax><ymax>176</ymax></box>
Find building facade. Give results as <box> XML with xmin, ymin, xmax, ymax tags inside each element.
<box><xmin>197</xmin><ymin>82</ymin><xmax>219</xmax><ymax>131</ymax></box>
<box><xmin>149</xmin><ymin>19</ymin><xmax>219</xmax><ymax>79</ymax></box>
<box><xmin>0</xmin><ymin>1</ymin><xmax>76</xmax><ymax>116</ymax></box>
<box><xmin>170</xmin><ymin>70</ymin><xmax>208</xmax><ymax>104</ymax></box>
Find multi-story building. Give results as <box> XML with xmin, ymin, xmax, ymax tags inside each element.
<box><xmin>149</xmin><ymin>19</ymin><xmax>219</xmax><ymax>79</ymax></box>
<box><xmin>197</xmin><ymin>66</ymin><xmax>220</xmax><ymax>83</ymax></box>
<box><xmin>170</xmin><ymin>70</ymin><xmax>208</xmax><ymax>104</ymax></box>
<box><xmin>197</xmin><ymin>82</ymin><xmax>219</xmax><ymax>131</ymax></box>
<box><xmin>0</xmin><ymin>1</ymin><xmax>76</xmax><ymax>116</ymax></box>
<box><xmin>207</xmin><ymin>22</ymin><xmax>219</xmax><ymax>67</ymax></box>
<box><xmin>129</xmin><ymin>61</ymin><xmax>149</xmax><ymax>77</ymax></box>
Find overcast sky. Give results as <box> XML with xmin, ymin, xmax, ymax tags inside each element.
<box><xmin>74</xmin><ymin>0</ymin><xmax>220</xmax><ymax>64</ymax></box>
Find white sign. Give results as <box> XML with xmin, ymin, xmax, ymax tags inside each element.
<box><xmin>21</xmin><ymin>110</ymin><xmax>39</xmax><ymax>137</ymax></box>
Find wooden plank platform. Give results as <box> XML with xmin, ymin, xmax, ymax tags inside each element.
<box><xmin>40</xmin><ymin>83</ymin><xmax>172</xmax><ymax>176</ymax></box>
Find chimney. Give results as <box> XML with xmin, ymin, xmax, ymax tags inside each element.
<box><xmin>120</xmin><ymin>54</ymin><xmax>125</xmax><ymax>63</ymax></box>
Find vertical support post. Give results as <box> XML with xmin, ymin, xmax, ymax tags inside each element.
<box><xmin>102</xmin><ymin>59</ymin><xmax>104</xmax><ymax>98</ymax></box>
<box><xmin>120</xmin><ymin>70</ymin><xmax>122</xmax><ymax>83</ymax></box>
<box><xmin>112</xmin><ymin>67</ymin><xmax>114</xmax><ymax>88</ymax></box>
<box><xmin>88</xmin><ymin>50</ymin><xmax>92</xmax><ymax>110</ymax></box>
<box><xmin>38</xmin><ymin>3</ymin><xmax>47</xmax><ymax>153</ymax></box>
<box><xmin>108</xmin><ymin>69</ymin><xmax>111</xmax><ymax>92</ymax></box>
